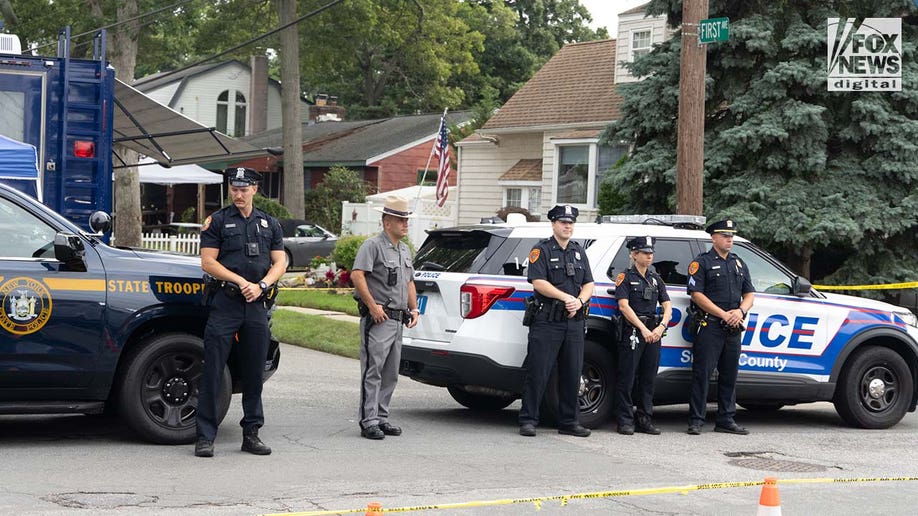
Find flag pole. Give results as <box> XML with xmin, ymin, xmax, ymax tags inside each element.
<box><xmin>416</xmin><ymin>108</ymin><xmax>448</xmax><ymax>205</ymax></box>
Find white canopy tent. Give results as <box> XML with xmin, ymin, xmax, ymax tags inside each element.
<box><xmin>138</xmin><ymin>158</ymin><xmax>224</xmax><ymax>185</ymax></box>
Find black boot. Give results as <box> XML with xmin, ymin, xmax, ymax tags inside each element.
<box><xmin>241</xmin><ymin>431</ymin><xmax>272</xmax><ymax>455</ymax></box>
<box><xmin>194</xmin><ymin>438</ymin><xmax>214</xmax><ymax>458</ymax></box>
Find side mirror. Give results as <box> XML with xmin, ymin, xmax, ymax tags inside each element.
<box><xmin>54</xmin><ymin>232</ymin><xmax>86</xmax><ymax>271</ymax></box>
<box><xmin>793</xmin><ymin>275</ymin><xmax>812</xmax><ymax>297</ymax></box>
<box><xmin>89</xmin><ymin>211</ymin><xmax>112</xmax><ymax>234</ymax></box>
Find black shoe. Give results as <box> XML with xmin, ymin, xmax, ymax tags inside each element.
<box><xmin>687</xmin><ymin>425</ymin><xmax>701</xmax><ymax>435</ymax></box>
<box><xmin>617</xmin><ymin>424</ymin><xmax>635</xmax><ymax>435</ymax></box>
<box><xmin>519</xmin><ymin>423</ymin><xmax>536</xmax><ymax>437</ymax></box>
<box><xmin>714</xmin><ymin>422</ymin><xmax>749</xmax><ymax>435</ymax></box>
<box><xmin>194</xmin><ymin>438</ymin><xmax>214</xmax><ymax>457</ymax></box>
<box><xmin>558</xmin><ymin>424</ymin><xmax>591</xmax><ymax>437</ymax></box>
<box><xmin>635</xmin><ymin>422</ymin><xmax>662</xmax><ymax>435</ymax></box>
<box><xmin>361</xmin><ymin>425</ymin><xmax>385</xmax><ymax>440</ymax></box>
<box><xmin>241</xmin><ymin>433</ymin><xmax>272</xmax><ymax>455</ymax></box>
<box><xmin>378</xmin><ymin>422</ymin><xmax>402</xmax><ymax>436</ymax></box>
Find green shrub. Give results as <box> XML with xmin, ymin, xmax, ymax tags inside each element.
<box><xmin>331</xmin><ymin>234</ymin><xmax>369</xmax><ymax>270</ymax></box>
<box><xmin>253</xmin><ymin>193</ymin><xmax>292</xmax><ymax>219</ymax></box>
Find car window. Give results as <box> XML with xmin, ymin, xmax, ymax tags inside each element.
<box><xmin>414</xmin><ymin>231</ymin><xmax>495</xmax><ymax>273</ymax></box>
<box><xmin>0</xmin><ymin>196</ymin><xmax>58</xmax><ymax>259</ymax></box>
<box><xmin>606</xmin><ymin>238</ymin><xmax>695</xmax><ymax>285</ymax></box>
<box><xmin>702</xmin><ymin>241</ymin><xmax>794</xmax><ymax>295</ymax></box>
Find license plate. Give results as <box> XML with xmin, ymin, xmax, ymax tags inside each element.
<box><xmin>417</xmin><ymin>295</ymin><xmax>427</xmax><ymax>314</ymax></box>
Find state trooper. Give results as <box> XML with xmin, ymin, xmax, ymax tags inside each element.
<box><xmin>194</xmin><ymin>167</ymin><xmax>286</xmax><ymax>457</ymax></box>
<box><xmin>686</xmin><ymin>219</ymin><xmax>755</xmax><ymax>436</ymax></box>
<box><xmin>351</xmin><ymin>196</ymin><xmax>420</xmax><ymax>440</ymax></box>
<box><xmin>518</xmin><ymin>205</ymin><xmax>594</xmax><ymax>438</ymax></box>
<box><xmin>614</xmin><ymin>236</ymin><xmax>672</xmax><ymax>435</ymax></box>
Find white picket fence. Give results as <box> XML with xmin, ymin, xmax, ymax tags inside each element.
<box><xmin>140</xmin><ymin>233</ymin><xmax>201</xmax><ymax>255</ymax></box>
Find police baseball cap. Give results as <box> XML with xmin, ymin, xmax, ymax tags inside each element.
<box><xmin>706</xmin><ymin>219</ymin><xmax>737</xmax><ymax>235</ymax></box>
<box><xmin>547</xmin><ymin>204</ymin><xmax>578</xmax><ymax>222</ymax></box>
<box><xmin>225</xmin><ymin>167</ymin><xmax>262</xmax><ymax>187</ymax></box>
<box><xmin>627</xmin><ymin>236</ymin><xmax>655</xmax><ymax>253</ymax></box>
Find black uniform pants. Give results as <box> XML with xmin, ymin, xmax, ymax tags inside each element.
<box><xmin>518</xmin><ymin>316</ymin><xmax>584</xmax><ymax>427</ymax></box>
<box><xmin>688</xmin><ymin>322</ymin><xmax>741</xmax><ymax>427</ymax></box>
<box><xmin>196</xmin><ymin>290</ymin><xmax>269</xmax><ymax>441</ymax></box>
<box><xmin>615</xmin><ymin>326</ymin><xmax>661</xmax><ymax>426</ymax></box>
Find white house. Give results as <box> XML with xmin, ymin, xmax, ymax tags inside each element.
<box><xmin>614</xmin><ymin>3</ymin><xmax>672</xmax><ymax>84</ymax></box>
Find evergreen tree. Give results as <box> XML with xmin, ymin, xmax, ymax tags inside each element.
<box><xmin>602</xmin><ymin>0</ymin><xmax>918</xmax><ymax>289</ymax></box>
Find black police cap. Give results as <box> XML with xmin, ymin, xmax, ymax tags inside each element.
<box><xmin>547</xmin><ymin>204</ymin><xmax>578</xmax><ymax>222</ymax></box>
<box><xmin>225</xmin><ymin>167</ymin><xmax>262</xmax><ymax>187</ymax></box>
<box><xmin>627</xmin><ymin>236</ymin><xmax>655</xmax><ymax>252</ymax></box>
<box><xmin>705</xmin><ymin>219</ymin><xmax>737</xmax><ymax>235</ymax></box>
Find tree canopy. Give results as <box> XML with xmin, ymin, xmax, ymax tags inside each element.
<box><xmin>602</xmin><ymin>0</ymin><xmax>918</xmax><ymax>287</ymax></box>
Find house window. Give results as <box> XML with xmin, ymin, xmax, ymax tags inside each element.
<box><xmin>417</xmin><ymin>169</ymin><xmax>438</xmax><ymax>186</ymax></box>
<box><xmin>595</xmin><ymin>143</ymin><xmax>629</xmax><ymax>206</ymax></box>
<box><xmin>556</xmin><ymin>145</ymin><xmax>589</xmax><ymax>204</ymax></box>
<box><xmin>505</xmin><ymin>188</ymin><xmax>522</xmax><ymax>207</ymax></box>
<box><xmin>216</xmin><ymin>90</ymin><xmax>247</xmax><ymax>137</ymax></box>
<box><xmin>528</xmin><ymin>187</ymin><xmax>541</xmax><ymax>214</ymax></box>
<box><xmin>631</xmin><ymin>29</ymin><xmax>652</xmax><ymax>61</ymax></box>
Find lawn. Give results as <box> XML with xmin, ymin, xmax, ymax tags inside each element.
<box><xmin>276</xmin><ymin>288</ymin><xmax>359</xmax><ymax>316</ymax></box>
<box><xmin>271</xmin><ymin>308</ymin><xmax>360</xmax><ymax>359</ymax></box>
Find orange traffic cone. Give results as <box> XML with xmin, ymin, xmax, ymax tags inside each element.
<box><xmin>756</xmin><ymin>477</ymin><xmax>781</xmax><ymax>516</ymax></box>
<box><xmin>366</xmin><ymin>501</ymin><xmax>383</xmax><ymax>516</ymax></box>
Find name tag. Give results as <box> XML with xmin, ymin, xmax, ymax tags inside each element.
<box><xmin>549</xmin><ymin>258</ymin><xmax>559</xmax><ymax>262</ymax></box>
<box><xmin>225</xmin><ymin>223</ymin><xmax>237</xmax><ymax>228</ymax></box>
<box><xmin>712</xmin><ymin>265</ymin><xmax>721</xmax><ymax>270</ymax></box>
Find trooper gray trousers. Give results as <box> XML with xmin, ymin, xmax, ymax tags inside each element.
<box><xmin>359</xmin><ymin>316</ymin><xmax>403</xmax><ymax>429</ymax></box>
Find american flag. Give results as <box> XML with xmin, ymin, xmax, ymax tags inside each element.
<box><xmin>433</xmin><ymin>115</ymin><xmax>451</xmax><ymax>207</ymax></box>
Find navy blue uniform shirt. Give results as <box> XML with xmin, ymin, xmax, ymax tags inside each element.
<box><xmin>527</xmin><ymin>237</ymin><xmax>593</xmax><ymax>299</ymax></box>
<box><xmin>200</xmin><ymin>205</ymin><xmax>284</xmax><ymax>284</ymax></box>
<box><xmin>615</xmin><ymin>267</ymin><xmax>670</xmax><ymax>316</ymax></box>
<box><xmin>686</xmin><ymin>247</ymin><xmax>753</xmax><ymax>312</ymax></box>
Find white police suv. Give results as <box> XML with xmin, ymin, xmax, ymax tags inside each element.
<box><xmin>400</xmin><ymin>215</ymin><xmax>918</xmax><ymax>429</ymax></box>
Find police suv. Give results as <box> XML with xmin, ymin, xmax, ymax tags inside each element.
<box><xmin>401</xmin><ymin>215</ymin><xmax>918</xmax><ymax>429</ymax></box>
<box><xmin>0</xmin><ymin>183</ymin><xmax>280</xmax><ymax>443</ymax></box>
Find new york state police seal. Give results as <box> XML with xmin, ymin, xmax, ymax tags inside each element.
<box><xmin>1</xmin><ymin>277</ymin><xmax>52</xmax><ymax>335</ymax></box>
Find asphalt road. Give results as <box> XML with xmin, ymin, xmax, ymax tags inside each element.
<box><xmin>2</xmin><ymin>343</ymin><xmax>917</xmax><ymax>516</ymax></box>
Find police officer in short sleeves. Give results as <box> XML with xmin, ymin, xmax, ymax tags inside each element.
<box><xmin>686</xmin><ymin>219</ymin><xmax>754</xmax><ymax>436</ymax></box>
<box><xmin>194</xmin><ymin>167</ymin><xmax>286</xmax><ymax>457</ymax></box>
<box><xmin>518</xmin><ymin>205</ymin><xmax>594</xmax><ymax>438</ymax></box>
<box><xmin>614</xmin><ymin>236</ymin><xmax>672</xmax><ymax>436</ymax></box>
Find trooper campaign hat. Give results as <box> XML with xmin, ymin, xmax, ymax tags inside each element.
<box><xmin>547</xmin><ymin>204</ymin><xmax>578</xmax><ymax>222</ymax></box>
<box><xmin>226</xmin><ymin>167</ymin><xmax>262</xmax><ymax>187</ymax></box>
<box><xmin>373</xmin><ymin>195</ymin><xmax>415</xmax><ymax>218</ymax></box>
<box><xmin>627</xmin><ymin>236</ymin><xmax>655</xmax><ymax>253</ymax></box>
<box><xmin>706</xmin><ymin>219</ymin><xmax>738</xmax><ymax>235</ymax></box>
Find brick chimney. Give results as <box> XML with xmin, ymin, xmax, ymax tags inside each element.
<box><xmin>248</xmin><ymin>54</ymin><xmax>269</xmax><ymax>135</ymax></box>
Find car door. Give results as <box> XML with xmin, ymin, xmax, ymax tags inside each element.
<box><xmin>0</xmin><ymin>192</ymin><xmax>107</xmax><ymax>394</ymax></box>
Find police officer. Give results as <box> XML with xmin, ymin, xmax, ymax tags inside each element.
<box><xmin>686</xmin><ymin>219</ymin><xmax>754</xmax><ymax>436</ymax></box>
<box><xmin>351</xmin><ymin>196</ymin><xmax>420</xmax><ymax>440</ymax></box>
<box><xmin>194</xmin><ymin>167</ymin><xmax>286</xmax><ymax>457</ymax></box>
<box><xmin>614</xmin><ymin>236</ymin><xmax>672</xmax><ymax>435</ymax></box>
<box><xmin>518</xmin><ymin>205</ymin><xmax>594</xmax><ymax>438</ymax></box>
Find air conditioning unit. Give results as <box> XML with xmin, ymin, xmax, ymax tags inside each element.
<box><xmin>0</xmin><ymin>34</ymin><xmax>22</xmax><ymax>55</ymax></box>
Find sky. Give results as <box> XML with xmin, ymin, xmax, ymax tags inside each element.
<box><xmin>580</xmin><ymin>0</ymin><xmax>649</xmax><ymax>36</ymax></box>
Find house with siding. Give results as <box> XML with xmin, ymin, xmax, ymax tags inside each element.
<box><xmin>615</xmin><ymin>3</ymin><xmax>672</xmax><ymax>84</ymax></box>
<box><xmin>456</xmin><ymin>39</ymin><xmax>627</xmax><ymax>224</ymax></box>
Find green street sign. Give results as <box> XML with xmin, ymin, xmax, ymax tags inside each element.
<box><xmin>699</xmin><ymin>17</ymin><xmax>729</xmax><ymax>44</ymax></box>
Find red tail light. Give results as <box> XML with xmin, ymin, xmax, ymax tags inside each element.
<box><xmin>74</xmin><ymin>140</ymin><xmax>95</xmax><ymax>158</ymax></box>
<box><xmin>460</xmin><ymin>284</ymin><xmax>515</xmax><ymax>319</ymax></box>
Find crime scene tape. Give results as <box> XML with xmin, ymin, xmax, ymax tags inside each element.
<box><xmin>813</xmin><ymin>281</ymin><xmax>918</xmax><ymax>290</ymax></box>
<box><xmin>260</xmin><ymin>476</ymin><xmax>918</xmax><ymax>515</ymax></box>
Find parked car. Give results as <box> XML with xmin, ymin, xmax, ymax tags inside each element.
<box><xmin>280</xmin><ymin>219</ymin><xmax>338</xmax><ymax>270</ymax></box>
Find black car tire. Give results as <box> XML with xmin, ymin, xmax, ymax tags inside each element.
<box><xmin>542</xmin><ymin>338</ymin><xmax>616</xmax><ymax>429</ymax></box>
<box><xmin>447</xmin><ymin>385</ymin><xmax>515</xmax><ymax>410</ymax></box>
<box><xmin>834</xmin><ymin>346</ymin><xmax>913</xmax><ymax>429</ymax></box>
<box><xmin>117</xmin><ymin>333</ymin><xmax>231</xmax><ymax>444</ymax></box>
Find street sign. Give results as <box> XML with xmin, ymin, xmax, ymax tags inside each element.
<box><xmin>699</xmin><ymin>17</ymin><xmax>729</xmax><ymax>44</ymax></box>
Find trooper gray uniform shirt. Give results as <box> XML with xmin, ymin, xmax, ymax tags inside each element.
<box><xmin>353</xmin><ymin>232</ymin><xmax>415</xmax><ymax>430</ymax></box>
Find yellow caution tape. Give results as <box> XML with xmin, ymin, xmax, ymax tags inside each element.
<box><xmin>260</xmin><ymin>476</ymin><xmax>918</xmax><ymax>515</ymax></box>
<box><xmin>813</xmin><ymin>281</ymin><xmax>918</xmax><ymax>290</ymax></box>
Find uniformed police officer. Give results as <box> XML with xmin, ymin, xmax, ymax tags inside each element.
<box><xmin>686</xmin><ymin>219</ymin><xmax>754</xmax><ymax>436</ymax></box>
<box><xmin>194</xmin><ymin>167</ymin><xmax>286</xmax><ymax>457</ymax></box>
<box><xmin>518</xmin><ymin>205</ymin><xmax>594</xmax><ymax>438</ymax></box>
<box><xmin>614</xmin><ymin>236</ymin><xmax>672</xmax><ymax>435</ymax></box>
<box><xmin>351</xmin><ymin>196</ymin><xmax>420</xmax><ymax>440</ymax></box>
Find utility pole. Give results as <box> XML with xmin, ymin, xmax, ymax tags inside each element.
<box><xmin>274</xmin><ymin>0</ymin><xmax>305</xmax><ymax>218</ymax></box>
<box><xmin>675</xmin><ymin>0</ymin><xmax>708</xmax><ymax>216</ymax></box>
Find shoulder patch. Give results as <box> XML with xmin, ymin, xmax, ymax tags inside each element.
<box><xmin>615</xmin><ymin>272</ymin><xmax>625</xmax><ymax>286</ymax></box>
<box><xmin>528</xmin><ymin>248</ymin><xmax>541</xmax><ymax>264</ymax></box>
<box><xmin>688</xmin><ymin>261</ymin><xmax>699</xmax><ymax>275</ymax></box>
<box><xmin>202</xmin><ymin>216</ymin><xmax>212</xmax><ymax>231</ymax></box>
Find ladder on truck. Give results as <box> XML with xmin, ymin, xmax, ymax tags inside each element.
<box><xmin>56</xmin><ymin>26</ymin><xmax>114</xmax><ymax>229</ymax></box>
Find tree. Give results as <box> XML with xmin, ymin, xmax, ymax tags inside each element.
<box><xmin>602</xmin><ymin>0</ymin><xmax>918</xmax><ymax>287</ymax></box>
<box><xmin>304</xmin><ymin>166</ymin><xmax>367</xmax><ymax>233</ymax></box>
<box><xmin>273</xmin><ymin>0</ymin><xmax>305</xmax><ymax>219</ymax></box>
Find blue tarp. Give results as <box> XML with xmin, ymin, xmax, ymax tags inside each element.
<box><xmin>0</xmin><ymin>134</ymin><xmax>40</xmax><ymax>200</ymax></box>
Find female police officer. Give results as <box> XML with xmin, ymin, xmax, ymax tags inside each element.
<box><xmin>613</xmin><ymin>236</ymin><xmax>672</xmax><ymax>435</ymax></box>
